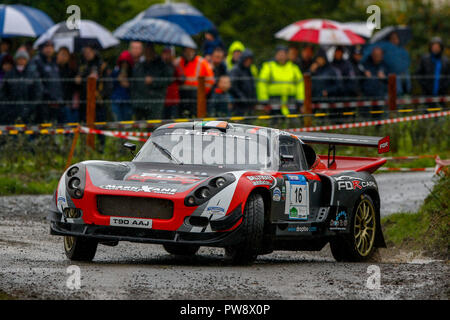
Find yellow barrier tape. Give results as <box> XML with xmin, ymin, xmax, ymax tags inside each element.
<box><xmin>427</xmin><ymin>107</ymin><xmax>442</xmax><ymax>112</ymax></box>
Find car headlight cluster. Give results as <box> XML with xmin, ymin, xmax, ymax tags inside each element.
<box><xmin>66</xmin><ymin>165</ymin><xmax>85</xmax><ymax>199</ymax></box>
<box><xmin>185</xmin><ymin>174</ymin><xmax>235</xmax><ymax>207</ymax></box>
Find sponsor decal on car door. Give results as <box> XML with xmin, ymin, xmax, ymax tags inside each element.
<box><xmin>285</xmin><ymin>175</ymin><xmax>309</xmax><ymax>220</ymax></box>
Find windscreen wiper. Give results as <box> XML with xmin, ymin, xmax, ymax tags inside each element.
<box><xmin>152</xmin><ymin>141</ymin><xmax>183</xmax><ymax>165</ymax></box>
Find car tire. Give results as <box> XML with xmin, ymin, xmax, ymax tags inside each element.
<box><xmin>225</xmin><ymin>193</ymin><xmax>264</xmax><ymax>265</ymax></box>
<box><xmin>64</xmin><ymin>236</ymin><xmax>98</xmax><ymax>261</ymax></box>
<box><xmin>330</xmin><ymin>194</ymin><xmax>378</xmax><ymax>262</ymax></box>
<box><xmin>163</xmin><ymin>243</ymin><xmax>200</xmax><ymax>256</ymax></box>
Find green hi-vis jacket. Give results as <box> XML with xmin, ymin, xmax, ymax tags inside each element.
<box><xmin>257</xmin><ymin>60</ymin><xmax>305</xmax><ymax>103</ymax></box>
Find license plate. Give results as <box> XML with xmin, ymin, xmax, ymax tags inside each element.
<box><xmin>110</xmin><ymin>217</ymin><xmax>153</xmax><ymax>229</ymax></box>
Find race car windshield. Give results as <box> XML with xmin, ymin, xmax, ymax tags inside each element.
<box><xmin>134</xmin><ymin>129</ymin><xmax>272</xmax><ymax>170</ymax></box>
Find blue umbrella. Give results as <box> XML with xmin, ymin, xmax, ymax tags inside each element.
<box><xmin>362</xmin><ymin>41</ymin><xmax>410</xmax><ymax>74</ymax></box>
<box><xmin>113</xmin><ymin>18</ymin><xmax>197</xmax><ymax>48</ymax></box>
<box><xmin>0</xmin><ymin>4</ymin><xmax>54</xmax><ymax>37</ymax></box>
<box><xmin>140</xmin><ymin>2</ymin><xmax>215</xmax><ymax>35</ymax></box>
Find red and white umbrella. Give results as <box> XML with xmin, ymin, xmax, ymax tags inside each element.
<box><xmin>275</xmin><ymin>19</ymin><xmax>365</xmax><ymax>45</ymax></box>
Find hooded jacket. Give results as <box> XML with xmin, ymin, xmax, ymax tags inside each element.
<box><xmin>226</xmin><ymin>41</ymin><xmax>245</xmax><ymax>71</ymax></box>
<box><xmin>416</xmin><ymin>38</ymin><xmax>449</xmax><ymax>95</ymax></box>
<box><xmin>0</xmin><ymin>64</ymin><xmax>43</xmax><ymax>123</ymax></box>
<box><xmin>229</xmin><ymin>49</ymin><xmax>257</xmax><ymax>107</ymax></box>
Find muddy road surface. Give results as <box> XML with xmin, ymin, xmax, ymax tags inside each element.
<box><xmin>0</xmin><ymin>172</ymin><xmax>447</xmax><ymax>300</ymax></box>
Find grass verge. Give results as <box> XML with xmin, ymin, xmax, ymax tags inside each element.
<box><xmin>0</xmin><ymin>291</ymin><xmax>14</xmax><ymax>300</ymax></box>
<box><xmin>381</xmin><ymin>174</ymin><xmax>449</xmax><ymax>259</ymax></box>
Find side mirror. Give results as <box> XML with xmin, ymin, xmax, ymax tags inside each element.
<box><xmin>123</xmin><ymin>142</ymin><xmax>136</xmax><ymax>154</ymax></box>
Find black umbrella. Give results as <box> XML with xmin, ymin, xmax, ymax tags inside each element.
<box><xmin>370</xmin><ymin>25</ymin><xmax>412</xmax><ymax>46</ymax></box>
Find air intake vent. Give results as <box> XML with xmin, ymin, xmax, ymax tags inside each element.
<box><xmin>97</xmin><ymin>195</ymin><xmax>173</xmax><ymax>220</ymax></box>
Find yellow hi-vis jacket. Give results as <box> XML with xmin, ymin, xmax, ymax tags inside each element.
<box><xmin>257</xmin><ymin>60</ymin><xmax>305</xmax><ymax>103</ymax></box>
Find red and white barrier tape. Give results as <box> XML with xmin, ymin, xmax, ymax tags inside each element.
<box><xmin>312</xmin><ymin>95</ymin><xmax>450</xmax><ymax>109</ymax></box>
<box><xmin>79</xmin><ymin>126</ymin><xmax>151</xmax><ymax>142</ymax></box>
<box><xmin>377</xmin><ymin>167</ymin><xmax>434</xmax><ymax>172</ymax></box>
<box><xmin>288</xmin><ymin>111</ymin><xmax>450</xmax><ymax>132</ymax></box>
<box><xmin>384</xmin><ymin>155</ymin><xmax>437</xmax><ymax>161</ymax></box>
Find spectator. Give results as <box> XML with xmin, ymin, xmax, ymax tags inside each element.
<box><xmin>349</xmin><ymin>45</ymin><xmax>365</xmax><ymax>96</ymax></box>
<box><xmin>131</xmin><ymin>44</ymin><xmax>172</xmax><ymax>120</ymax></box>
<box><xmin>0</xmin><ymin>55</ymin><xmax>13</xmax><ymax>83</ymax></box>
<box><xmin>299</xmin><ymin>45</ymin><xmax>315</xmax><ymax>73</ymax></box>
<box><xmin>76</xmin><ymin>44</ymin><xmax>111</xmax><ymax>124</ymax></box>
<box><xmin>175</xmin><ymin>46</ymin><xmax>215</xmax><ymax>118</ymax></box>
<box><xmin>31</xmin><ymin>40</ymin><xmax>64</xmax><ymax>123</ymax></box>
<box><xmin>162</xmin><ymin>46</ymin><xmax>181</xmax><ymax>119</ymax></box>
<box><xmin>0</xmin><ymin>39</ymin><xmax>12</xmax><ymax>65</ymax></box>
<box><xmin>388</xmin><ymin>31</ymin><xmax>411</xmax><ymax>95</ymax></box>
<box><xmin>362</xmin><ymin>47</ymin><xmax>389</xmax><ymax>98</ymax></box>
<box><xmin>330</xmin><ymin>46</ymin><xmax>357</xmax><ymax>97</ymax></box>
<box><xmin>0</xmin><ymin>50</ymin><xmax>42</xmax><ymax>124</ymax></box>
<box><xmin>310</xmin><ymin>51</ymin><xmax>341</xmax><ymax>101</ymax></box>
<box><xmin>208</xmin><ymin>75</ymin><xmax>232</xmax><ymax>117</ymax></box>
<box><xmin>24</xmin><ymin>40</ymin><xmax>36</xmax><ymax>60</ymax></box>
<box><xmin>111</xmin><ymin>50</ymin><xmax>134</xmax><ymax>121</ymax></box>
<box><xmin>226</xmin><ymin>41</ymin><xmax>245</xmax><ymax>71</ymax></box>
<box><xmin>258</xmin><ymin>45</ymin><xmax>304</xmax><ymax>116</ymax></box>
<box><xmin>229</xmin><ymin>49</ymin><xmax>257</xmax><ymax>116</ymax></box>
<box><xmin>129</xmin><ymin>41</ymin><xmax>144</xmax><ymax>65</ymax></box>
<box><xmin>56</xmin><ymin>47</ymin><xmax>80</xmax><ymax>123</ymax></box>
<box><xmin>210</xmin><ymin>47</ymin><xmax>227</xmax><ymax>82</ymax></box>
<box><xmin>288</xmin><ymin>45</ymin><xmax>301</xmax><ymax>67</ymax></box>
<box><xmin>416</xmin><ymin>36</ymin><xmax>449</xmax><ymax>96</ymax></box>
<box><xmin>202</xmin><ymin>29</ymin><xmax>224</xmax><ymax>59</ymax></box>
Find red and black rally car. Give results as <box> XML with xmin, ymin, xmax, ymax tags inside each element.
<box><xmin>49</xmin><ymin>121</ymin><xmax>390</xmax><ymax>264</ymax></box>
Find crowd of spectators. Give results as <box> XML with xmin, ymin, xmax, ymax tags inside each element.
<box><xmin>0</xmin><ymin>31</ymin><xmax>448</xmax><ymax>125</ymax></box>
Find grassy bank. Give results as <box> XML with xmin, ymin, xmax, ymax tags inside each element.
<box><xmin>0</xmin><ymin>291</ymin><xmax>14</xmax><ymax>300</ymax></box>
<box><xmin>382</xmin><ymin>175</ymin><xmax>449</xmax><ymax>259</ymax></box>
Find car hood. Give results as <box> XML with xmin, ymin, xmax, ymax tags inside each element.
<box><xmin>84</xmin><ymin>160</ymin><xmax>232</xmax><ymax>193</ymax></box>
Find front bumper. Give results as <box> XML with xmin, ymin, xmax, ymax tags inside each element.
<box><xmin>48</xmin><ymin>210</ymin><xmax>244</xmax><ymax>247</ymax></box>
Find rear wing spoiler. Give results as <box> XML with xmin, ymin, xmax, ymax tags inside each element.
<box><xmin>293</xmin><ymin>132</ymin><xmax>390</xmax><ymax>154</ymax></box>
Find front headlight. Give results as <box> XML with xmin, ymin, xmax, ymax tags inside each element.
<box><xmin>197</xmin><ymin>187</ymin><xmax>211</xmax><ymax>199</ymax></box>
<box><xmin>215</xmin><ymin>177</ymin><xmax>226</xmax><ymax>188</ymax></box>
<box><xmin>66</xmin><ymin>164</ymin><xmax>85</xmax><ymax>199</ymax></box>
<box><xmin>185</xmin><ymin>174</ymin><xmax>236</xmax><ymax>207</ymax></box>
<box><xmin>68</xmin><ymin>177</ymin><xmax>81</xmax><ymax>190</ymax></box>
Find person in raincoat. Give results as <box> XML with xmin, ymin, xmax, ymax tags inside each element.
<box><xmin>229</xmin><ymin>49</ymin><xmax>257</xmax><ymax>116</ymax></box>
<box><xmin>258</xmin><ymin>45</ymin><xmax>304</xmax><ymax>116</ymax></box>
<box><xmin>310</xmin><ymin>51</ymin><xmax>341</xmax><ymax>102</ymax></box>
<box><xmin>0</xmin><ymin>49</ymin><xmax>43</xmax><ymax>124</ymax></box>
<box><xmin>226</xmin><ymin>41</ymin><xmax>258</xmax><ymax>78</ymax></box>
<box><xmin>416</xmin><ymin>36</ymin><xmax>449</xmax><ymax>96</ymax></box>
<box><xmin>131</xmin><ymin>44</ymin><xmax>173</xmax><ymax>120</ymax></box>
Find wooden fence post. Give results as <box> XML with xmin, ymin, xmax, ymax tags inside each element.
<box><xmin>86</xmin><ymin>76</ymin><xmax>97</xmax><ymax>149</ymax></box>
<box><xmin>303</xmin><ymin>73</ymin><xmax>312</xmax><ymax>127</ymax></box>
<box><xmin>197</xmin><ymin>76</ymin><xmax>206</xmax><ymax>118</ymax></box>
<box><xmin>388</xmin><ymin>73</ymin><xmax>397</xmax><ymax>116</ymax></box>
<box><xmin>65</xmin><ymin>127</ymin><xmax>80</xmax><ymax>170</ymax></box>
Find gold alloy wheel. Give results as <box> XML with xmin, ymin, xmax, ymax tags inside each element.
<box><xmin>354</xmin><ymin>198</ymin><xmax>376</xmax><ymax>256</ymax></box>
<box><xmin>64</xmin><ymin>236</ymin><xmax>75</xmax><ymax>252</ymax></box>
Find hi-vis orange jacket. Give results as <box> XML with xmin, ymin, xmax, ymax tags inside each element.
<box><xmin>176</xmin><ymin>56</ymin><xmax>215</xmax><ymax>94</ymax></box>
